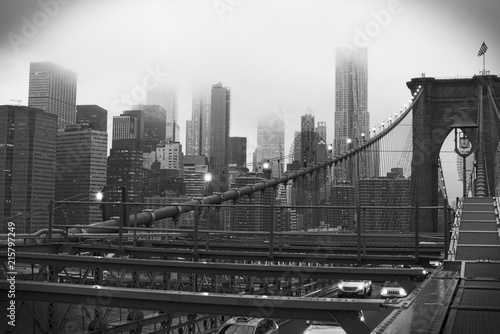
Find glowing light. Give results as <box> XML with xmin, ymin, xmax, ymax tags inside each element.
<box><xmin>96</xmin><ymin>192</ymin><xmax>103</xmax><ymax>201</ymax></box>
<box><xmin>204</xmin><ymin>173</ymin><xmax>212</xmax><ymax>182</ymax></box>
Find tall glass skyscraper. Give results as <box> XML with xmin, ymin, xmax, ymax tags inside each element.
<box><xmin>187</xmin><ymin>86</ymin><xmax>211</xmax><ymax>156</ymax></box>
<box><xmin>209</xmin><ymin>83</ymin><xmax>231</xmax><ymax>193</ymax></box>
<box><xmin>28</xmin><ymin>62</ymin><xmax>77</xmax><ymax>132</ymax></box>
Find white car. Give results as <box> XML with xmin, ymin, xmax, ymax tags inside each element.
<box><xmin>217</xmin><ymin>316</ymin><xmax>279</xmax><ymax>334</ymax></box>
<box><xmin>337</xmin><ymin>280</ymin><xmax>372</xmax><ymax>298</ymax></box>
<box><xmin>302</xmin><ymin>321</ymin><xmax>346</xmax><ymax>334</ymax></box>
<box><xmin>303</xmin><ymin>313</ymin><xmax>364</xmax><ymax>334</ymax></box>
<box><xmin>381</xmin><ymin>280</ymin><xmax>407</xmax><ymax>299</ymax></box>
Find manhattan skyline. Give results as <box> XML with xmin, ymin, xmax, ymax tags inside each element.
<box><xmin>1</xmin><ymin>0</ymin><xmax>499</xmax><ymax>200</ymax></box>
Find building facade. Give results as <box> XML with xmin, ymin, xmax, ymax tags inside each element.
<box><xmin>359</xmin><ymin>169</ymin><xmax>412</xmax><ymax>232</ymax></box>
<box><xmin>209</xmin><ymin>83</ymin><xmax>231</xmax><ymax>193</ymax></box>
<box><xmin>76</xmin><ymin>105</ymin><xmax>108</xmax><ymax>132</ymax></box>
<box><xmin>147</xmin><ymin>83</ymin><xmax>179</xmax><ymax>142</ymax></box>
<box><xmin>187</xmin><ymin>86</ymin><xmax>211</xmax><ymax>156</ymax></box>
<box><xmin>28</xmin><ymin>61</ymin><xmax>77</xmax><ymax>132</ymax></box>
<box><xmin>334</xmin><ymin>47</ymin><xmax>369</xmax><ymax>183</ymax></box>
<box><xmin>0</xmin><ymin>105</ymin><xmax>57</xmax><ymax>233</ymax></box>
<box><xmin>55</xmin><ymin>125</ymin><xmax>108</xmax><ymax>225</ymax></box>
<box><xmin>334</xmin><ymin>47</ymin><xmax>368</xmax><ymax>154</ymax></box>
<box><xmin>254</xmin><ymin>114</ymin><xmax>284</xmax><ymax>177</ymax></box>
<box><xmin>183</xmin><ymin>155</ymin><xmax>209</xmax><ymax>199</ymax></box>
<box><xmin>229</xmin><ymin>137</ymin><xmax>247</xmax><ymax>167</ymax></box>
<box><xmin>230</xmin><ymin>174</ymin><xmax>274</xmax><ymax>231</ymax></box>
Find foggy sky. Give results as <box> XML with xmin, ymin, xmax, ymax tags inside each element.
<box><xmin>1</xmin><ymin>0</ymin><xmax>499</xmax><ymax>200</ymax></box>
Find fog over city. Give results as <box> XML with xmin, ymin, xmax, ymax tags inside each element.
<box><xmin>1</xmin><ymin>0</ymin><xmax>499</xmax><ymax>200</ymax></box>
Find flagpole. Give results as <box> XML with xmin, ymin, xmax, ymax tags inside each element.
<box><xmin>483</xmin><ymin>53</ymin><xmax>486</xmax><ymax>74</ymax></box>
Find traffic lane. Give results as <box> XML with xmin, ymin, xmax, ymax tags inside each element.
<box><xmin>277</xmin><ymin>283</ymin><xmax>395</xmax><ymax>333</ymax></box>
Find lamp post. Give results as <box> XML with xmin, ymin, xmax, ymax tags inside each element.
<box><xmin>346</xmin><ymin>138</ymin><xmax>352</xmax><ymax>151</ymax></box>
<box><xmin>262</xmin><ymin>160</ymin><xmax>271</xmax><ymax>179</ymax></box>
<box><xmin>203</xmin><ymin>173</ymin><xmax>212</xmax><ymax>196</ymax></box>
<box><xmin>450</xmin><ymin>118</ymin><xmax>478</xmax><ymax>198</ymax></box>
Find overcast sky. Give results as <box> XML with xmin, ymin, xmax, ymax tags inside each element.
<box><xmin>1</xmin><ymin>0</ymin><xmax>499</xmax><ymax>200</ymax></box>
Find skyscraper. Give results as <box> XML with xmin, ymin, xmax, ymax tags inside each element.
<box><xmin>254</xmin><ymin>114</ymin><xmax>284</xmax><ymax>177</ymax></box>
<box><xmin>209</xmin><ymin>83</ymin><xmax>231</xmax><ymax>193</ymax></box>
<box><xmin>28</xmin><ymin>61</ymin><xmax>77</xmax><ymax>132</ymax></box>
<box><xmin>55</xmin><ymin>125</ymin><xmax>108</xmax><ymax>225</ymax></box>
<box><xmin>132</xmin><ymin>104</ymin><xmax>167</xmax><ymax>152</ymax></box>
<box><xmin>301</xmin><ymin>110</ymin><xmax>316</xmax><ymax>166</ymax></box>
<box><xmin>187</xmin><ymin>86</ymin><xmax>211</xmax><ymax>156</ymax></box>
<box><xmin>147</xmin><ymin>83</ymin><xmax>179</xmax><ymax>142</ymax></box>
<box><xmin>334</xmin><ymin>47</ymin><xmax>368</xmax><ymax>155</ymax></box>
<box><xmin>230</xmin><ymin>174</ymin><xmax>274</xmax><ymax>231</ymax></box>
<box><xmin>76</xmin><ymin>105</ymin><xmax>108</xmax><ymax>132</ymax></box>
<box><xmin>0</xmin><ymin>105</ymin><xmax>57</xmax><ymax>233</ymax></box>
<box><xmin>107</xmin><ymin>110</ymin><xmax>146</xmax><ymax>215</ymax></box>
<box><xmin>183</xmin><ymin>155</ymin><xmax>209</xmax><ymax>199</ymax></box>
<box><xmin>229</xmin><ymin>137</ymin><xmax>247</xmax><ymax>167</ymax></box>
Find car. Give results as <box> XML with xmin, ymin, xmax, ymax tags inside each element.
<box><xmin>302</xmin><ymin>320</ymin><xmax>346</xmax><ymax>334</ymax></box>
<box><xmin>381</xmin><ymin>280</ymin><xmax>407</xmax><ymax>299</ymax></box>
<box><xmin>303</xmin><ymin>312</ymin><xmax>364</xmax><ymax>334</ymax></box>
<box><xmin>429</xmin><ymin>260</ymin><xmax>442</xmax><ymax>268</ymax></box>
<box><xmin>337</xmin><ymin>280</ymin><xmax>372</xmax><ymax>298</ymax></box>
<box><xmin>217</xmin><ymin>316</ymin><xmax>279</xmax><ymax>334</ymax></box>
<box><xmin>394</xmin><ymin>264</ymin><xmax>429</xmax><ymax>280</ymax></box>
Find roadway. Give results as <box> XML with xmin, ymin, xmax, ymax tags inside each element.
<box><xmin>278</xmin><ymin>282</ymin><xmax>396</xmax><ymax>333</ymax></box>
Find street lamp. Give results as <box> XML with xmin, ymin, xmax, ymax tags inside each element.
<box><xmin>203</xmin><ymin>173</ymin><xmax>212</xmax><ymax>196</ymax></box>
<box><xmin>450</xmin><ymin>118</ymin><xmax>478</xmax><ymax>198</ymax></box>
<box><xmin>262</xmin><ymin>160</ymin><xmax>271</xmax><ymax>179</ymax></box>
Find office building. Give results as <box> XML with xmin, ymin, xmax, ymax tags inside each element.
<box><xmin>112</xmin><ymin>110</ymin><xmax>144</xmax><ymax>141</ymax></box>
<box><xmin>156</xmin><ymin>141</ymin><xmax>183</xmax><ymax>172</ymax></box>
<box><xmin>28</xmin><ymin>61</ymin><xmax>77</xmax><ymax>132</ymax></box>
<box><xmin>254</xmin><ymin>114</ymin><xmax>284</xmax><ymax>176</ymax></box>
<box><xmin>229</xmin><ymin>137</ymin><xmax>247</xmax><ymax>167</ymax></box>
<box><xmin>330</xmin><ymin>182</ymin><xmax>356</xmax><ymax>230</ymax></box>
<box><xmin>76</xmin><ymin>105</ymin><xmax>108</xmax><ymax>132</ymax></box>
<box><xmin>132</xmin><ymin>104</ymin><xmax>167</xmax><ymax>152</ymax></box>
<box><xmin>230</xmin><ymin>174</ymin><xmax>274</xmax><ymax>231</ymax></box>
<box><xmin>55</xmin><ymin>125</ymin><xmax>108</xmax><ymax>225</ymax></box>
<box><xmin>107</xmin><ymin>111</ymin><xmax>146</xmax><ymax>216</ymax></box>
<box><xmin>147</xmin><ymin>83</ymin><xmax>179</xmax><ymax>142</ymax></box>
<box><xmin>0</xmin><ymin>105</ymin><xmax>57</xmax><ymax>233</ymax></box>
<box><xmin>209</xmin><ymin>83</ymin><xmax>231</xmax><ymax>192</ymax></box>
<box><xmin>359</xmin><ymin>169</ymin><xmax>412</xmax><ymax>232</ymax></box>
<box><xmin>183</xmin><ymin>155</ymin><xmax>209</xmax><ymax>199</ymax></box>
<box><xmin>187</xmin><ymin>86</ymin><xmax>211</xmax><ymax>156</ymax></box>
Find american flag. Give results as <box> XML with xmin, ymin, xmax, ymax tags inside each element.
<box><xmin>477</xmin><ymin>42</ymin><xmax>488</xmax><ymax>56</ymax></box>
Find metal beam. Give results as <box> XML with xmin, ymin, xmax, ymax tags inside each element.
<box><xmin>0</xmin><ymin>281</ymin><xmax>390</xmax><ymax>320</ymax></box>
<box><xmin>67</xmin><ymin>244</ymin><xmax>439</xmax><ymax>264</ymax></box>
<box><xmin>0</xmin><ymin>251</ymin><xmax>426</xmax><ymax>282</ymax></box>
